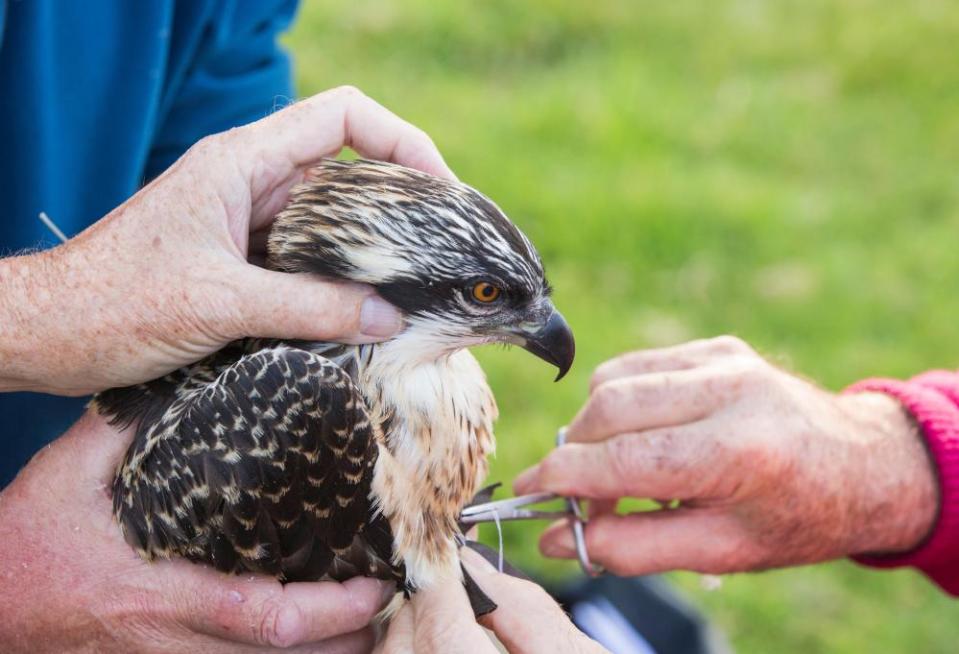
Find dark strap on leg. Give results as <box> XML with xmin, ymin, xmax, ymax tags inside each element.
<box><xmin>461</xmin><ymin>562</ymin><xmax>498</xmax><ymax>617</ymax></box>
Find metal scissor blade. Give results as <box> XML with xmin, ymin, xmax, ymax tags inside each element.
<box><xmin>459</xmin><ymin>492</ymin><xmax>572</xmax><ymax>525</ymax></box>
<box><xmin>458</xmin><ymin>427</ymin><xmax>604</xmax><ymax>578</ymax></box>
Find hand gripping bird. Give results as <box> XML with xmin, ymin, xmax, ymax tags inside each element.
<box><xmin>93</xmin><ymin>159</ymin><xmax>575</xmax><ymax>615</ymax></box>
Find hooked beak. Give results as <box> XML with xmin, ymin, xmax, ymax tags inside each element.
<box><xmin>513</xmin><ymin>307</ymin><xmax>576</xmax><ymax>381</ymax></box>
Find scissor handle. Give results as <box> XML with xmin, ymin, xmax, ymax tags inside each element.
<box><xmin>558</xmin><ymin>426</ymin><xmax>604</xmax><ymax>577</ymax></box>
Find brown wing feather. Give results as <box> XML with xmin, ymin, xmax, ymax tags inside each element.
<box><xmin>106</xmin><ymin>346</ymin><xmax>392</xmax><ymax>583</ymax></box>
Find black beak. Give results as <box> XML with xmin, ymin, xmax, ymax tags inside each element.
<box><xmin>519</xmin><ymin>309</ymin><xmax>575</xmax><ymax>381</ymax></box>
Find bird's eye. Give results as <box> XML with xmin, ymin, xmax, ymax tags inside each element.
<box><xmin>471</xmin><ymin>282</ymin><xmax>502</xmax><ymax>304</ymax></box>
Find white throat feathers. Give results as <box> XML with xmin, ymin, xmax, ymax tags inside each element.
<box><xmin>359</xmin><ymin>337</ymin><xmax>497</xmax><ymax>588</ymax></box>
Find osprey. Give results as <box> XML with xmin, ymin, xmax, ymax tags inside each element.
<box><xmin>94</xmin><ymin>159</ymin><xmax>574</xmax><ymax>608</ymax></box>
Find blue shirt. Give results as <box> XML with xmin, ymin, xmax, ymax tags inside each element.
<box><xmin>0</xmin><ymin>0</ymin><xmax>298</xmax><ymax>487</ymax></box>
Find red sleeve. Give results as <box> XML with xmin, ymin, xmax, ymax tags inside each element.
<box><xmin>845</xmin><ymin>372</ymin><xmax>959</xmax><ymax>596</ymax></box>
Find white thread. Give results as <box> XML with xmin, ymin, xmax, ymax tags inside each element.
<box><xmin>491</xmin><ymin>509</ymin><xmax>504</xmax><ymax>573</ymax></box>
<box><xmin>38</xmin><ymin>212</ymin><xmax>68</xmax><ymax>243</ymax></box>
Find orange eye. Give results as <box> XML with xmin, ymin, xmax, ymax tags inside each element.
<box><xmin>471</xmin><ymin>282</ymin><xmax>502</xmax><ymax>303</ymax></box>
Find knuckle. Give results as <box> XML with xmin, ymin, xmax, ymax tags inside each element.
<box><xmin>590</xmin><ymin>350</ymin><xmax>649</xmax><ymax>391</ymax></box>
<box><xmin>412</xmin><ymin>126</ymin><xmax>436</xmax><ymax>147</ymax></box>
<box><xmin>589</xmin><ymin>361</ymin><xmax>617</xmax><ymax>392</ymax></box>
<box><xmin>708</xmin><ymin>334</ymin><xmax>753</xmax><ymax>356</ymax></box>
<box><xmin>604</xmin><ymin>434</ymin><xmax>640</xmax><ymax>485</ymax></box>
<box><xmin>583</xmin><ymin>519</ymin><xmax>611</xmax><ymax>558</ymax></box>
<box><xmin>536</xmin><ymin>452</ymin><xmax>564</xmax><ymax>488</ymax></box>
<box><xmin>729</xmin><ymin>430</ymin><xmax>785</xmax><ymax>478</ymax></box>
<box><xmin>587</xmin><ymin>527</ymin><xmax>639</xmax><ymax>575</ymax></box>
<box><xmin>722</xmin><ymin>363</ymin><xmax>780</xmax><ymax>404</ymax></box>
<box><xmin>588</xmin><ymin>380</ymin><xmax>623</xmax><ymax>426</ymax></box>
<box><xmin>331</xmin><ymin>84</ymin><xmax>366</xmax><ymax>102</ymax></box>
<box><xmin>254</xmin><ymin>599</ymin><xmax>302</xmax><ymax>648</ymax></box>
<box><xmin>588</xmin><ymin>371</ymin><xmax>605</xmax><ymax>393</ymax></box>
<box><xmin>321</xmin><ymin>286</ymin><xmax>365</xmax><ymax>334</ymax></box>
<box><xmin>726</xmin><ymin>356</ymin><xmax>772</xmax><ymax>392</ymax></box>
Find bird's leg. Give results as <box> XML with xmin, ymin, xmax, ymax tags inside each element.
<box><xmin>457</xmin><ymin>430</ymin><xmax>605</xmax><ymax>578</ymax></box>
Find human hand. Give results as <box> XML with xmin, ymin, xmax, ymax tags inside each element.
<box><xmin>0</xmin><ymin>85</ymin><xmax>454</xmax><ymax>396</ymax></box>
<box><xmin>0</xmin><ymin>411</ymin><xmax>392</xmax><ymax>653</ymax></box>
<box><xmin>515</xmin><ymin>336</ymin><xmax>938</xmax><ymax>575</ymax></box>
<box><xmin>374</xmin><ymin>550</ymin><xmax>606</xmax><ymax>654</ymax></box>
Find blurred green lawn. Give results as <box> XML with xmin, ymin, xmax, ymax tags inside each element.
<box><xmin>286</xmin><ymin>2</ymin><xmax>959</xmax><ymax>651</ymax></box>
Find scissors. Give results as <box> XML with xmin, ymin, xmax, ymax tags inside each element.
<box><xmin>459</xmin><ymin>428</ymin><xmax>604</xmax><ymax>577</ymax></box>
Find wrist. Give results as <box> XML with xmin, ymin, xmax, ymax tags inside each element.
<box><xmin>838</xmin><ymin>392</ymin><xmax>938</xmax><ymax>556</ymax></box>
<box><xmin>0</xmin><ymin>250</ymin><xmax>67</xmax><ymax>393</ymax></box>
<box><xmin>843</xmin><ymin>378</ymin><xmax>959</xmax><ymax>594</ymax></box>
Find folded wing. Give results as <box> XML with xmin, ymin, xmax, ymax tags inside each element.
<box><xmin>102</xmin><ymin>346</ymin><xmax>395</xmax><ymax>583</ymax></box>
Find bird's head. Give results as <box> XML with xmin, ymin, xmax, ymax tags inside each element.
<box><xmin>268</xmin><ymin>159</ymin><xmax>575</xmax><ymax>379</ymax></box>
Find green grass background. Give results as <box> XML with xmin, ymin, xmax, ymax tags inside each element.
<box><xmin>286</xmin><ymin>2</ymin><xmax>959</xmax><ymax>651</ymax></box>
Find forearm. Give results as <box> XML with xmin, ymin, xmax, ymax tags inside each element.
<box><xmin>0</xmin><ymin>238</ymin><xmax>113</xmax><ymax>396</ymax></box>
<box><xmin>0</xmin><ymin>250</ymin><xmax>65</xmax><ymax>394</ymax></box>
<box><xmin>0</xmin><ymin>206</ymin><xmax>202</xmax><ymax>397</ymax></box>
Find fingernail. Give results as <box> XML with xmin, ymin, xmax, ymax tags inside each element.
<box><xmin>360</xmin><ymin>295</ymin><xmax>403</xmax><ymax>338</ymax></box>
<box><xmin>513</xmin><ymin>465</ymin><xmax>540</xmax><ymax>494</ymax></box>
<box><xmin>541</xmin><ymin>530</ymin><xmax>576</xmax><ymax>558</ymax></box>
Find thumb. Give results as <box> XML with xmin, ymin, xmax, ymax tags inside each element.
<box><xmin>407</xmin><ymin>575</ymin><xmax>495</xmax><ymax>654</ymax></box>
<box><xmin>460</xmin><ymin>550</ymin><xmax>602</xmax><ymax>654</ymax></box>
<box><xmin>232</xmin><ymin>267</ymin><xmax>404</xmax><ymax>344</ymax></box>
<box><xmin>176</xmin><ymin>565</ymin><xmax>386</xmax><ymax>647</ymax></box>
<box><xmin>40</xmin><ymin>410</ymin><xmax>133</xmax><ymax>483</ymax></box>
